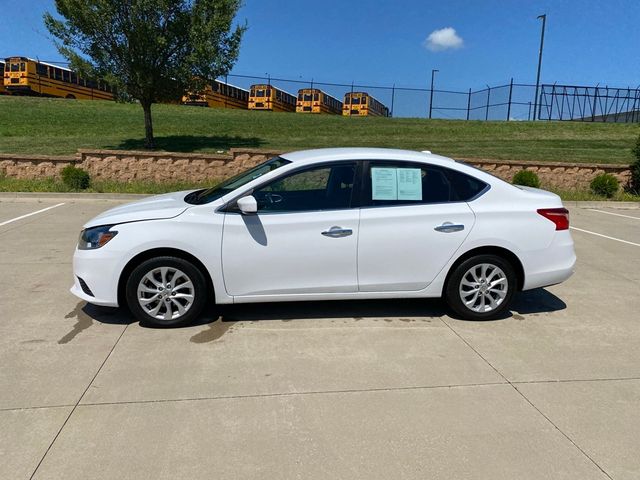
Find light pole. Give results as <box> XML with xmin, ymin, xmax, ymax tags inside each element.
<box><xmin>533</xmin><ymin>14</ymin><xmax>546</xmax><ymax>121</ymax></box>
<box><xmin>429</xmin><ymin>69</ymin><xmax>439</xmax><ymax>119</ymax></box>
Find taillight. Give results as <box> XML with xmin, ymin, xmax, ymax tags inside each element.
<box><xmin>537</xmin><ymin>208</ymin><xmax>569</xmax><ymax>230</ymax></box>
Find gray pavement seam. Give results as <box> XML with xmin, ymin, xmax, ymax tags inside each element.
<box><xmin>76</xmin><ymin>381</ymin><xmax>509</xmax><ymax>408</ymax></box>
<box><xmin>0</xmin><ymin>404</ymin><xmax>75</xmax><ymax>413</ymax></box>
<box><xmin>512</xmin><ymin>377</ymin><xmax>640</xmax><ymax>385</ymax></box>
<box><xmin>439</xmin><ymin>317</ymin><xmax>614</xmax><ymax>480</ymax></box>
<box><xmin>28</xmin><ymin>323</ymin><xmax>130</xmax><ymax>480</ymax></box>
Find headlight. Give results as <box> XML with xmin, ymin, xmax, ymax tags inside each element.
<box><xmin>78</xmin><ymin>225</ymin><xmax>118</xmax><ymax>250</ymax></box>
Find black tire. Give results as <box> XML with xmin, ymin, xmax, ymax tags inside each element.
<box><xmin>445</xmin><ymin>254</ymin><xmax>517</xmax><ymax>320</ymax></box>
<box><xmin>125</xmin><ymin>256</ymin><xmax>208</xmax><ymax>327</ymax></box>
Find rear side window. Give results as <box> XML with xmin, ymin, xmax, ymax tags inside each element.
<box><xmin>364</xmin><ymin>161</ymin><xmax>487</xmax><ymax>206</ymax></box>
<box><xmin>445</xmin><ymin>168</ymin><xmax>488</xmax><ymax>201</ymax></box>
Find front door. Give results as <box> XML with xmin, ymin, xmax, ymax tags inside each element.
<box><xmin>222</xmin><ymin>162</ymin><xmax>359</xmax><ymax>297</ymax></box>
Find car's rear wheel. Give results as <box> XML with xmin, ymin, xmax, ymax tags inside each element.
<box><xmin>445</xmin><ymin>254</ymin><xmax>516</xmax><ymax>320</ymax></box>
<box><xmin>125</xmin><ymin>256</ymin><xmax>207</xmax><ymax>327</ymax></box>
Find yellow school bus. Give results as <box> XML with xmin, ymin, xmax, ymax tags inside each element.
<box><xmin>182</xmin><ymin>80</ymin><xmax>249</xmax><ymax>109</ymax></box>
<box><xmin>296</xmin><ymin>88</ymin><xmax>343</xmax><ymax>114</ymax></box>
<box><xmin>3</xmin><ymin>57</ymin><xmax>114</xmax><ymax>100</ymax></box>
<box><xmin>0</xmin><ymin>61</ymin><xmax>6</xmax><ymax>95</ymax></box>
<box><xmin>249</xmin><ymin>84</ymin><xmax>296</xmax><ymax>112</ymax></box>
<box><xmin>343</xmin><ymin>92</ymin><xmax>390</xmax><ymax>117</ymax></box>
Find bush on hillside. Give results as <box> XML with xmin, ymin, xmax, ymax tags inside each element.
<box><xmin>512</xmin><ymin>170</ymin><xmax>540</xmax><ymax>188</ymax></box>
<box><xmin>590</xmin><ymin>173</ymin><xmax>618</xmax><ymax>198</ymax></box>
<box><xmin>630</xmin><ymin>133</ymin><xmax>640</xmax><ymax>194</ymax></box>
<box><xmin>61</xmin><ymin>165</ymin><xmax>90</xmax><ymax>190</ymax></box>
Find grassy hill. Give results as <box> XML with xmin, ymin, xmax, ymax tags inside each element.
<box><xmin>0</xmin><ymin>96</ymin><xmax>637</xmax><ymax>164</ymax></box>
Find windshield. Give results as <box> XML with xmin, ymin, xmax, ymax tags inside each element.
<box><xmin>185</xmin><ymin>156</ymin><xmax>291</xmax><ymax>205</ymax></box>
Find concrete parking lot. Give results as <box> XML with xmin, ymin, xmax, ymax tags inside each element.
<box><xmin>1</xmin><ymin>195</ymin><xmax>639</xmax><ymax>480</ymax></box>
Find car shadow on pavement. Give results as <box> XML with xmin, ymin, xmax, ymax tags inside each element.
<box><xmin>510</xmin><ymin>288</ymin><xmax>567</xmax><ymax>315</ymax></box>
<box><xmin>72</xmin><ymin>287</ymin><xmax>567</xmax><ymax>339</ymax></box>
<box><xmin>218</xmin><ymin>298</ymin><xmax>448</xmax><ymax>322</ymax></box>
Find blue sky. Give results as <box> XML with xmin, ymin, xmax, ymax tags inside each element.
<box><xmin>2</xmin><ymin>0</ymin><xmax>639</xmax><ymax>117</ymax></box>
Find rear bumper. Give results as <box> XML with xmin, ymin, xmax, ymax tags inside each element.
<box><xmin>522</xmin><ymin>230</ymin><xmax>576</xmax><ymax>290</ymax></box>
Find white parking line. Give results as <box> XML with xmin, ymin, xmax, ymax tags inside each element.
<box><xmin>588</xmin><ymin>209</ymin><xmax>640</xmax><ymax>221</ymax></box>
<box><xmin>0</xmin><ymin>203</ymin><xmax>66</xmax><ymax>226</ymax></box>
<box><xmin>570</xmin><ymin>226</ymin><xmax>640</xmax><ymax>247</ymax></box>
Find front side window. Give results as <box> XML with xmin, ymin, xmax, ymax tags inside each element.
<box><xmin>186</xmin><ymin>157</ymin><xmax>291</xmax><ymax>205</ymax></box>
<box><xmin>253</xmin><ymin>163</ymin><xmax>356</xmax><ymax>212</ymax></box>
<box><xmin>365</xmin><ymin>162</ymin><xmax>487</xmax><ymax>206</ymax></box>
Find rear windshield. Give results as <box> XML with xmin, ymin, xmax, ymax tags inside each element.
<box><xmin>185</xmin><ymin>157</ymin><xmax>291</xmax><ymax>205</ymax></box>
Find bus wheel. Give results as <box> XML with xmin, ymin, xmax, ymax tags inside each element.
<box><xmin>66</xmin><ymin>94</ymin><xmax>76</xmax><ymax>99</ymax></box>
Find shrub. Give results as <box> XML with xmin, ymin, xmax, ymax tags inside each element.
<box><xmin>590</xmin><ymin>173</ymin><xmax>619</xmax><ymax>198</ymax></box>
<box><xmin>630</xmin><ymin>133</ymin><xmax>640</xmax><ymax>194</ymax></box>
<box><xmin>512</xmin><ymin>170</ymin><xmax>540</xmax><ymax>188</ymax></box>
<box><xmin>61</xmin><ymin>165</ymin><xmax>90</xmax><ymax>190</ymax></box>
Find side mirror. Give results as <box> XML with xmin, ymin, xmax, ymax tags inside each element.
<box><xmin>236</xmin><ymin>195</ymin><xmax>258</xmax><ymax>214</ymax></box>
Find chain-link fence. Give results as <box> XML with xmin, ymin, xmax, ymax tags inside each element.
<box><xmin>224</xmin><ymin>74</ymin><xmax>640</xmax><ymax>123</ymax></box>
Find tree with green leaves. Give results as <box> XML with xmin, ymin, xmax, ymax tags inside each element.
<box><xmin>45</xmin><ymin>0</ymin><xmax>246</xmax><ymax>148</ymax></box>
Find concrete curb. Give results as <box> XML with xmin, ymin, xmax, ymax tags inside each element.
<box><xmin>0</xmin><ymin>192</ymin><xmax>638</xmax><ymax>208</ymax></box>
<box><xmin>563</xmin><ymin>201</ymin><xmax>640</xmax><ymax>209</ymax></box>
<box><xmin>0</xmin><ymin>192</ymin><xmax>150</xmax><ymax>201</ymax></box>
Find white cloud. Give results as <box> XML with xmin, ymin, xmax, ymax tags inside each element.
<box><xmin>424</xmin><ymin>27</ymin><xmax>464</xmax><ymax>52</ymax></box>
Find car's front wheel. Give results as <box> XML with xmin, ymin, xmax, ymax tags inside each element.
<box><xmin>445</xmin><ymin>254</ymin><xmax>517</xmax><ymax>320</ymax></box>
<box><xmin>125</xmin><ymin>256</ymin><xmax>207</xmax><ymax>327</ymax></box>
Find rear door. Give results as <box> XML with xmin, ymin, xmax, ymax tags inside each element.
<box><xmin>357</xmin><ymin>161</ymin><xmax>479</xmax><ymax>292</ymax></box>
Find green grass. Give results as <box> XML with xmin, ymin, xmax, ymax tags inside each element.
<box><xmin>548</xmin><ymin>188</ymin><xmax>640</xmax><ymax>202</ymax></box>
<box><xmin>1</xmin><ymin>96</ymin><xmax>638</xmax><ymax>164</ymax></box>
<box><xmin>1</xmin><ymin>176</ymin><xmax>639</xmax><ymax>202</ymax></box>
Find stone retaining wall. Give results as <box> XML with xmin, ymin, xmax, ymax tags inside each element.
<box><xmin>0</xmin><ymin>153</ymin><xmax>77</xmax><ymax>178</ymax></box>
<box><xmin>459</xmin><ymin>158</ymin><xmax>631</xmax><ymax>190</ymax></box>
<box><xmin>0</xmin><ymin>149</ymin><xmax>632</xmax><ymax>189</ymax></box>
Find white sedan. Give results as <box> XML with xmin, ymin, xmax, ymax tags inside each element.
<box><xmin>71</xmin><ymin>148</ymin><xmax>575</xmax><ymax>326</ymax></box>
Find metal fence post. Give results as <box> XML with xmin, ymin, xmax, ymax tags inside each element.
<box><xmin>466</xmin><ymin>88</ymin><xmax>471</xmax><ymax>120</ymax></box>
<box><xmin>390</xmin><ymin>84</ymin><xmax>395</xmax><ymax>117</ymax></box>
<box><xmin>485</xmin><ymin>86</ymin><xmax>491</xmax><ymax>121</ymax></box>
<box><xmin>506</xmin><ymin>78</ymin><xmax>513</xmax><ymax>121</ymax></box>
<box><xmin>528</xmin><ymin>102</ymin><xmax>532</xmax><ymax>121</ymax></box>
<box><xmin>591</xmin><ymin>86</ymin><xmax>598</xmax><ymax>122</ymax></box>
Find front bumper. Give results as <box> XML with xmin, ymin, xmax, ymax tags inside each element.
<box><xmin>70</xmin><ymin>247</ymin><xmax>122</xmax><ymax>307</ymax></box>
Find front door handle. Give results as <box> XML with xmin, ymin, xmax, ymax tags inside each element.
<box><xmin>434</xmin><ymin>222</ymin><xmax>465</xmax><ymax>233</ymax></box>
<box><xmin>321</xmin><ymin>226</ymin><xmax>353</xmax><ymax>238</ymax></box>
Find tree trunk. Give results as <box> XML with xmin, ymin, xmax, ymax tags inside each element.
<box><xmin>141</xmin><ymin>101</ymin><xmax>155</xmax><ymax>149</ymax></box>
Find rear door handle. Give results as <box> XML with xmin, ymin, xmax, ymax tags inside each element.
<box><xmin>321</xmin><ymin>226</ymin><xmax>353</xmax><ymax>238</ymax></box>
<box><xmin>434</xmin><ymin>222</ymin><xmax>465</xmax><ymax>233</ymax></box>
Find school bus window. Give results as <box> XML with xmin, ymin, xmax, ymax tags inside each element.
<box><xmin>361</xmin><ymin>96</ymin><xmax>367</xmax><ymax>104</ymax></box>
<box><xmin>20</xmin><ymin>63</ymin><xmax>26</xmax><ymax>71</ymax></box>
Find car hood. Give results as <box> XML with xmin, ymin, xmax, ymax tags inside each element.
<box><xmin>83</xmin><ymin>190</ymin><xmax>194</xmax><ymax>228</ymax></box>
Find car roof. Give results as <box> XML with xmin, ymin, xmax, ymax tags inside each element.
<box><xmin>280</xmin><ymin>147</ymin><xmax>455</xmax><ymax>166</ymax></box>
